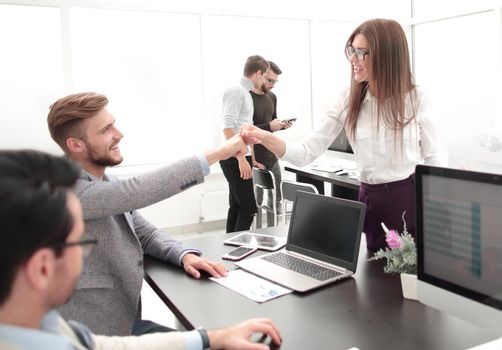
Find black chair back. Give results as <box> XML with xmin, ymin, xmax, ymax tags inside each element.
<box><xmin>253</xmin><ymin>168</ymin><xmax>275</xmax><ymax>190</ymax></box>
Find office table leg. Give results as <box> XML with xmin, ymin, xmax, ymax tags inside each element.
<box><xmin>295</xmin><ymin>174</ymin><xmax>325</xmax><ymax>195</ymax></box>
<box><xmin>255</xmin><ymin>209</ymin><xmax>263</xmax><ymax>229</ymax></box>
<box><xmin>331</xmin><ymin>185</ymin><xmax>358</xmax><ymax>200</ymax></box>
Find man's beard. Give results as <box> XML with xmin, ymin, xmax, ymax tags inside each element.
<box><xmin>260</xmin><ymin>84</ymin><xmax>269</xmax><ymax>94</ymax></box>
<box><xmin>85</xmin><ymin>141</ymin><xmax>123</xmax><ymax>167</ymax></box>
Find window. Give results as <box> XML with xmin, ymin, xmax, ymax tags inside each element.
<box><xmin>70</xmin><ymin>8</ymin><xmax>203</xmax><ymax>164</ymax></box>
<box><xmin>0</xmin><ymin>5</ymin><xmax>63</xmax><ymax>154</ymax></box>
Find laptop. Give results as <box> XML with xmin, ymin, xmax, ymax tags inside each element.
<box><xmin>236</xmin><ymin>191</ymin><xmax>366</xmax><ymax>292</ymax></box>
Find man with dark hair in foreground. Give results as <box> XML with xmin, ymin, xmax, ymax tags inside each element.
<box><xmin>0</xmin><ymin>150</ymin><xmax>282</xmax><ymax>350</ymax></box>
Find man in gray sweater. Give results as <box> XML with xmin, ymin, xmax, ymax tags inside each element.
<box><xmin>47</xmin><ymin>92</ymin><xmax>246</xmax><ymax>336</ymax></box>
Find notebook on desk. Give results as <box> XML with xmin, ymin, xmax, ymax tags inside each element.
<box><xmin>236</xmin><ymin>191</ymin><xmax>366</xmax><ymax>292</ymax></box>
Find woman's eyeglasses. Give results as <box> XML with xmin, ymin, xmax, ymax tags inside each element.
<box><xmin>50</xmin><ymin>239</ymin><xmax>98</xmax><ymax>257</ymax></box>
<box><xmin>345</xmin><ymin>45</ymin><xmax>369</xmax><ymax>61</ymax></box>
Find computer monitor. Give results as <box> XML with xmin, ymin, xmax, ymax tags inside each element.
<box><xmin>416</xmin><ymin>165</ymin><xmax>502</xmax><ymax>333</ymax></box>
<box><xmin>328</xmin><ymin>129</ymin><xmax>353</xmax><ymax>154</ymax></box>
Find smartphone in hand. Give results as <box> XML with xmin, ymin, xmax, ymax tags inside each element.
<box><xmin>282</xmin><ymin>118</ymin><xmax>297</xmax><ymax>123</ymax></box>
<box><xmin>222</xmin><ymin>246</ymin><xmax>258</xmax><ymax>261</ymax></box>
<box><xmin>281</xmin><ymin>118</ymin><xmax>297</xmax><ymax>130</ymax></box>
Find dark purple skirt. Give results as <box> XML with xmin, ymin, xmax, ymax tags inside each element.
<box><xmin>358</xmin><ymin>174</ymin><xmax>416</xmax><ymax>252</ymax></box>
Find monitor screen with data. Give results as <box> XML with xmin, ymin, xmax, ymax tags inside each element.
<box><xmin>416</xmin><ymin>165</ymin><xmax>502</xmax><ymax>332</ymax></box>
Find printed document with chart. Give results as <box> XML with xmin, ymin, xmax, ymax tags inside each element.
<box><xmin>210</xmin><ymin>269</ymin><xmax>292</xmax><ymax>303</ymax></box>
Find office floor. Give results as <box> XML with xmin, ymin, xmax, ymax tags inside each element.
<box><xmin>141</xmin><ymin>227</ymin><xmax>226</xmax><ymax>329</ymax></box>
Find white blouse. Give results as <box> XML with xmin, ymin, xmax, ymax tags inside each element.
<box><xmin>283</xmin><ymin>88</ymin><xmax>444</xmax><ymax>184</ymax></box>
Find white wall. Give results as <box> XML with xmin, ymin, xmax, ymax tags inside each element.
<box><xmin>1</xmin><ymin>0</ymin><xmax>501</xmax><ymax>228</ymax></box>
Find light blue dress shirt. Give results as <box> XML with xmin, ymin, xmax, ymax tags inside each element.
<box><xmin>0</xmin><ymin>309</ymin><xmax>205</xmax><ymax>350</ymax></box>
<box><xmin>196</xmin><ymin>153</ymin><xmax>210</xmax><ymax>176</ymax></box>
<box><xmin>0</xmin><ymin>311</ymin><xmax>76</xmax><ymax>349</ymax></box>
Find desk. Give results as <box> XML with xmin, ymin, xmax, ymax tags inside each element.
<box><xmin>284</xmin><ymin>164</ymin><xmax>359</xmax><ymax>200</ymax></box>
<box><xmin>144</xmin><ymin>226</ymin><xmax>499</xmax><ymax>350</ymax></box>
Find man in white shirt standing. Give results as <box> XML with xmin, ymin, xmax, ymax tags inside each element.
<box><xmin>220</xmin><ymin>55</ymin><xmax>270</xmax><ymax>233</ymax></box>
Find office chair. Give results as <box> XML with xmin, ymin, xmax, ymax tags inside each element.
<box><xmin>281</xmin><ymin>180</ymin><xmax>319</xmax><ymax>224</ymax></box>
<box><xmin>252</xmin><ymin>167</ymin><xmax>279</xmax><ymax>228</ymax></box>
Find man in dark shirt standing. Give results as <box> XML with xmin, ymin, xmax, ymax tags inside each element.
<box><xmin>250</xmin><ymin>61</ymin><xmax>292</xmax><ymax>227</ymax></box>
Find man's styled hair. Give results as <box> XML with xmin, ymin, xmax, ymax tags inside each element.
<box><xmin>47</xmin><ymin>92</ymin><xmax>109</xmax><ymax>152</ymax></box>
<box><xmin>268</xmin><ymin>61</ymin><xmax>282</xmax><ymax>75</ymax></box>
<box><xmin>0</xmin><ymin>150</ymin><xmax>80</xmax><ymax>305</ymax></box>
<box><xmin>243</xmin><ymin>55</ymin><xmax>269</xmax><ymax>77</ymax></box>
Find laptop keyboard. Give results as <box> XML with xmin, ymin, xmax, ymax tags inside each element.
<box><xmin>262</xmin><ymin>252</ymin><xmax>342</xmax><ymax>281</ymax></box>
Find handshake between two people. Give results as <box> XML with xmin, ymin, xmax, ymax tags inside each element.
<box><xmin>207</xmin><ymin>124</ymin><xmax>278</xmax><ymax>166</ymax></box>
<box><xmin>239</xmin><ymin>123</ymin><xmax>269</xmax><ymax>147</ymax></box>
<box><xmin>239</xmin><ymin>123</ymin><xmax>286</xmax><ymax>164</ymax></box>
<box><xmin>205</xmin><ymin>124</ymin><xmax>285</xmax><ymax>180</ymax></box>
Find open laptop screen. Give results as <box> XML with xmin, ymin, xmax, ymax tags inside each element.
<box><xmin>287</xmin><ymin>192</ymin><xmax>366</xmax><ymax>269</ymax></box>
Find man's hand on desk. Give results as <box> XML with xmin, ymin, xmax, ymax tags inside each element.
<box><xmin>182</xmin><ymin>253</ymin><xmax>228</xmax><ymax>279</ymax></box>
<box><xmin>207</xmin><ymin>318</ymin><xmax>282</xmax><ymax>350</ymax></box>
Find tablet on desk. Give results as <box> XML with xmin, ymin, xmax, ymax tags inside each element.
<box><xmin>224</xmin><ymin>232</ymin><xmax>286</xmax><ymax>251</ymax></box>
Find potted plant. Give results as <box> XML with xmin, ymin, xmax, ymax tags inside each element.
<box><xmin>369</xmin><ymin>211</ymin><xmax>417</xmax><ymax>300</ymax></box>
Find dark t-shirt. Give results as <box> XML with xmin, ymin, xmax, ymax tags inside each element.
<box><xmin>250</xmin><ymin>91</ymin><xmax>278</xmax><ymax>168</ymax></box>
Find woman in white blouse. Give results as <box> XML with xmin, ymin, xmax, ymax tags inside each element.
<box><xmin>241</xmin><ymin>18</ymin><xmax>443</xmax><ymax>251</ymax></box>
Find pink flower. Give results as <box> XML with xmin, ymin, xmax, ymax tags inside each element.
<box><xmin>386</xmin><ymin>229</ymin><xmax>401</xmax><ymax>250</ymax></box>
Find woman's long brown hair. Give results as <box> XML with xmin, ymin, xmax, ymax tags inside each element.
<box><xmin>344</xmin><ymin>19</ymin><xmax>417</xmax><ymax>149</ymax></box>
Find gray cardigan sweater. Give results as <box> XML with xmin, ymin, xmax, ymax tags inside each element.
<box><xmin>59</xmin><ymin>156</ymin><xmax>205</xmax><ymax>336</ymax></box>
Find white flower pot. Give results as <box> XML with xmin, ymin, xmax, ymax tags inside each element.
<box><xmin>400</xmin><ymin>273</ymin><xmax>418</xmax><ymax>300</ymax></box>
